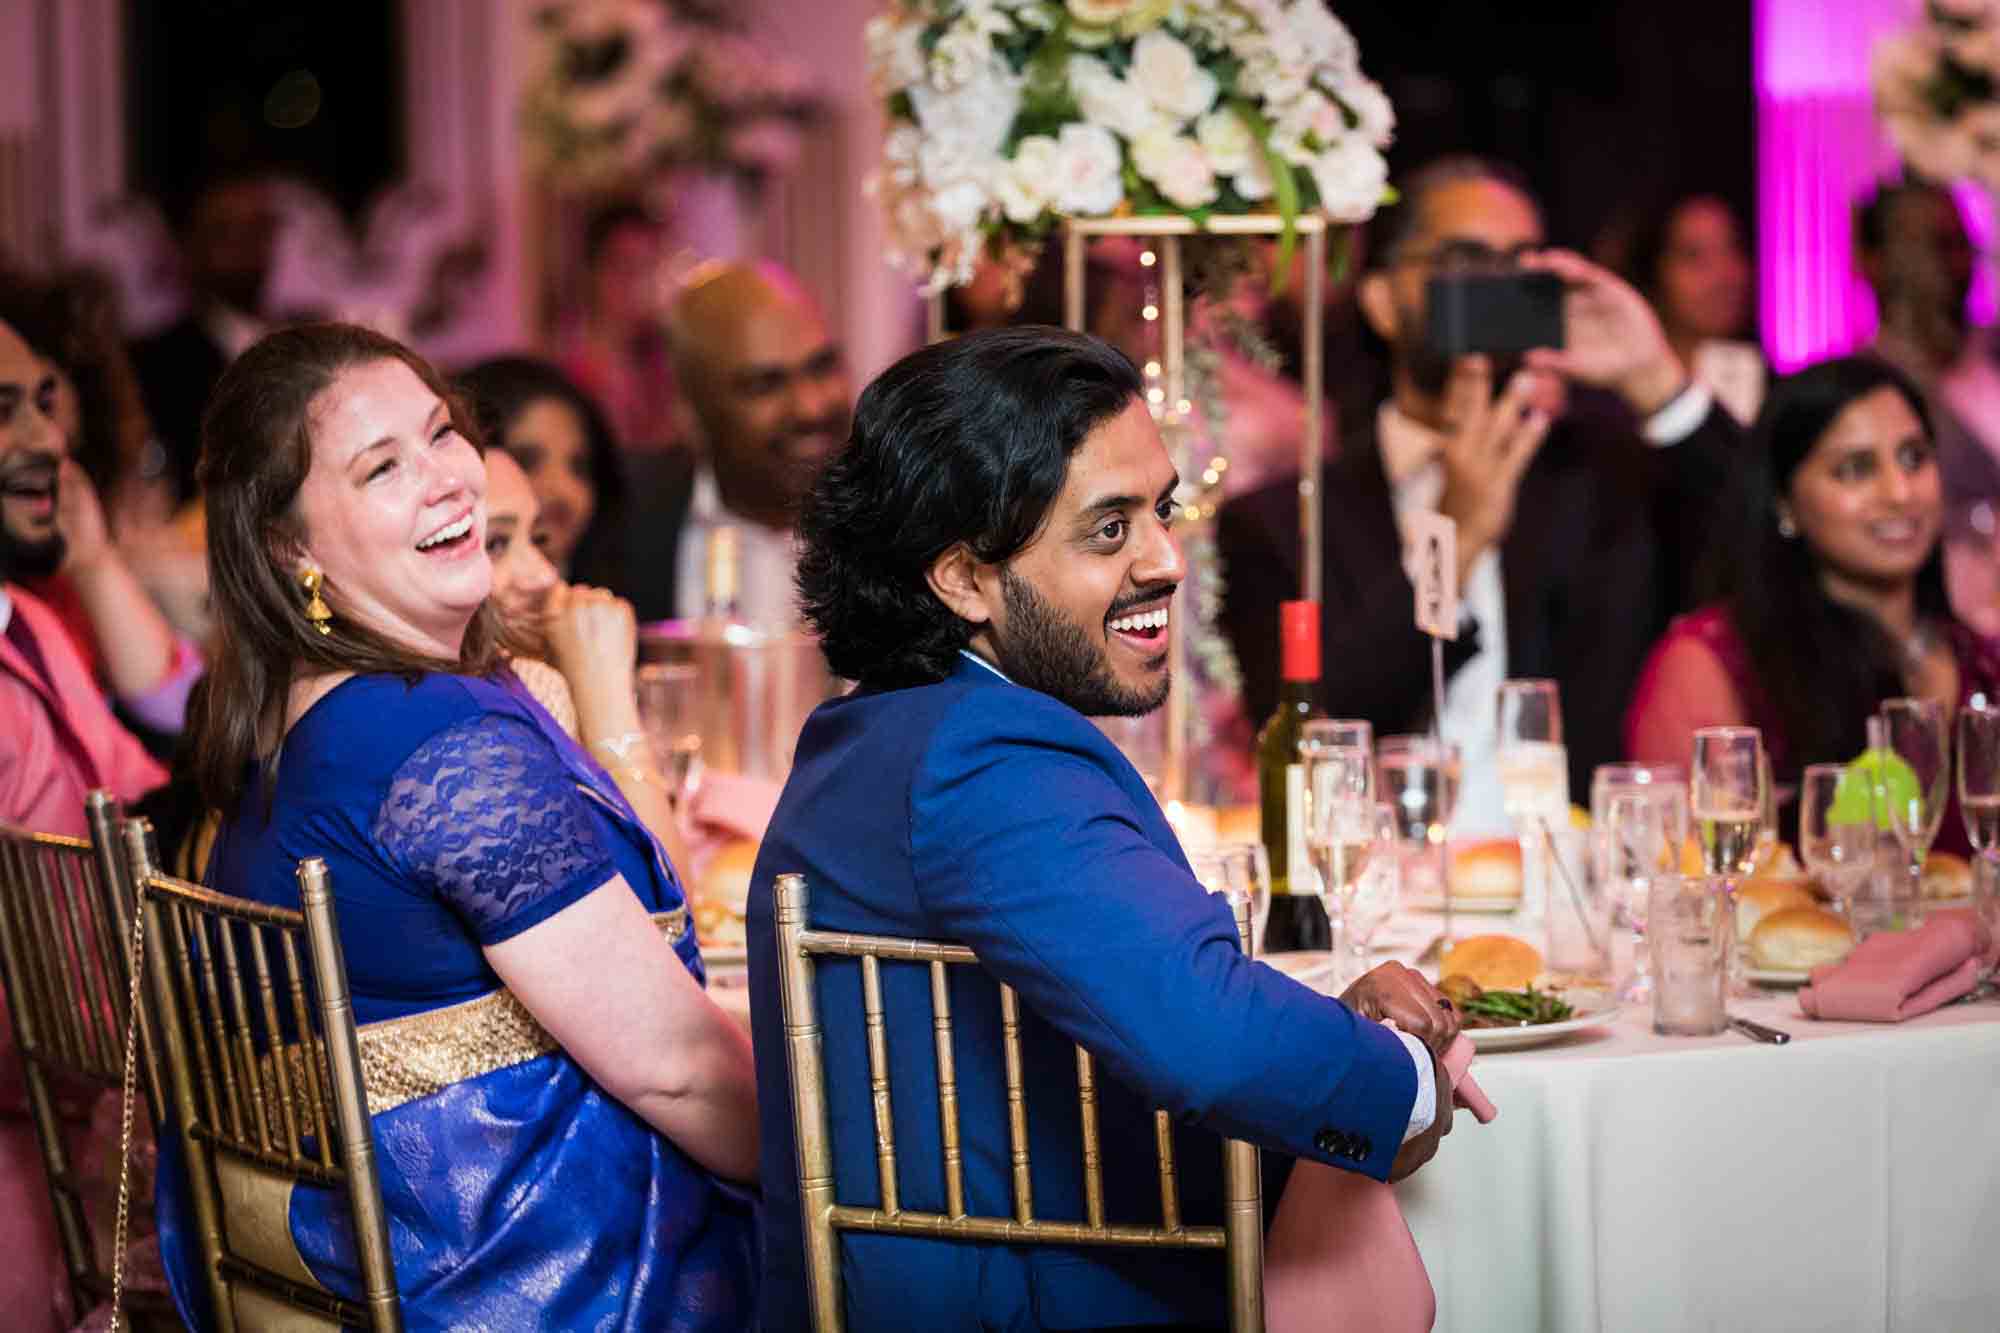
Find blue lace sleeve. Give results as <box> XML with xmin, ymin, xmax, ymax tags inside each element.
<box><xmin>371</xmin><ymin>714</ymin><xmax>617</xmax><ymax>945</ymax></box>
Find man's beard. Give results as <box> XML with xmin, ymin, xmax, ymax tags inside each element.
<box><xmin>989</xmin><ymin>566</ymin><xmax>1168</xmax><ymax>718</ymax></box>
<box><xmin>0</xmin><ymin>469</ymin><xmax>66</xmax><ymax>582</ymax></box>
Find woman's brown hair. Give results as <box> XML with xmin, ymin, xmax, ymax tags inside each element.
<box><xmin>191</xmin><ymin>322</ymin><xmax>516</xmax><ymax>811</ymax></box>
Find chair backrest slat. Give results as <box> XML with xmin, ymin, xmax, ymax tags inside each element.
<box><xmin>775</xmin><ymin>872</ymin><xmax>1264</xmax><ymax>1332</ymax></box>
<box><xmin>125</xmin><ymin>820</ymin><xmax>404</xmax><ymax>1331</ymax></box>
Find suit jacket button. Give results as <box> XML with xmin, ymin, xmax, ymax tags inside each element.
<box><xmin>1314</xmin><ymin>1129</ymin><xmax>1338</xmax><ymax>1154</ymax></box>
<box><xmin>1358</xmin><ymin>1137</ymin><xmax>1373</xmax><ymax>1157</ymax></box>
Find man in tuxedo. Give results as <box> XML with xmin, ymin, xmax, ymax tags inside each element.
<box><xmin>128</xmin><ymin>173</ymin><xmax>279</xmax><ymax>507</ymax></box>
<box><xmin>748</xmin><ymin>327</ymin><xmax>1465</xmax><ymax>1330</ymax></box>
<box><xmin>636</xmin><ymin>261</ymin><xmax>850</xmax><ymax>625</ymax></box>
<box><xmin>1218</xmin><ymin>157</ymin><xmax>1739</xmax><ymax>825</ymax></box>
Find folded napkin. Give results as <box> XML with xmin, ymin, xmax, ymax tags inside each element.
<box><xmin>1265</xmin><ymin>1035</ymin><xmax>1493</xmax><ymax>1333</ymax></box>
<box><xmin>1798</xmin><ymin>910</ymin><xmax>1993</xmax><ymax>1022</ymax></box>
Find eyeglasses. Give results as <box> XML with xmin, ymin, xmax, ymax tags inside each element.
<box><xmin>1393</xmin><ymin>239</ymin><xmax>1540</xmax><ymax>276</ymax></box>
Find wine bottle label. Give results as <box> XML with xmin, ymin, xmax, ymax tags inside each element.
<box><xmin>1284</xmin><ymin>762</ymin><xmax>1307</xmax><ymax>894</ymax></box>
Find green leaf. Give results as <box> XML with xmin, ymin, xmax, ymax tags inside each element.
<box><xmin>1828</xmin><ymin>748</ymin><xmax>1921</xmax><ymax>830</ymax></box>
<box><xmin>1229</xmin><ymin>99</ymin><xmax>1298</xmax><ymax>295</ymax></box>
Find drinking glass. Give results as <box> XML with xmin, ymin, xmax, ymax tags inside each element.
<box><xmin>635</xmin><ymin>663</ymin><xmax>703</xmax><ymax>798</ymax></box>
<box><xmin>1186</xmin><ymin>843</ymin><xmax>1272</xmax><ymax>957</ymax></box>
<box><xmin>1799</xmin><ymin>763</ymin><xmax>1875</xmax><ymax>913</ymax></box>
<box><xmin>1306</xmin><ymin>796</ymin><xmax>1397</xmax><ymax>990</ymax></box>
<box><xmin>1958</xmin><ymin>701</ymin><xmax>2000</xmax><ymax>854</ymax></box>
<box><xmin>1601</xmin><ymin>790</ymin><xmax>1672</xmax><ymax>1000</ymax></box>
<box><xmin>1879</xmin><ymin>697</ymin><xmax>1948</xmax><ymax>899</ymax></box>
<box><xmin>1691</xmin><ymin>726</ymin><xmax>1766</xmax><ymax>876</ymax></box>
<box><xmin>1377</xmin><ymin>736</ymin><xmax>1463</xmax><ymax>936</ymax></box>
<box><xmin>1591</xmin><ymin>763</ymin><xmax>1688</xmax><ymax>885</ymax></box>
<box><xmin>1300</xmin><ymin>719</ymin><xmax>1375</xmax><ymax>767</ymax></box>
<box><xmin>1497</xmin><ymin>679</ymin><xmax>1569</xmax><ymax>823</ymax></box>
<box><xmin>1648</xmin><ymin>874</ymin><xmax>1730</xmax><ymax>1036</ymax></box>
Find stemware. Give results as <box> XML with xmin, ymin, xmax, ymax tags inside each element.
<box><xmin>1591</xmin><ymin>763</ymin><xmax>1689</xmax><ymax>882</ymax></box>
<box><xmin>635</xmin><ymin>663</ymin><xmax>703</xmax><ymax>798</ymax></box>
<box><xmin>1879</xmin><ymin>697</ymin><xmax>1948</xmax><ymax>901</ymax></box>
<box><xmin>1186</xmin><ymin>843</ymin><xmax>1272</xmax><ymax>957</ymax></box>
<box><xmin>1377</xmin><ymin>735</ymin><xmax>1463</xmax><ymax>939</ymax></box>
<box><xmin>1799</xmin><ymin>763</ymin><xmax>1876</xmax><ymax>915</ymax></box>
<box><xmin>1305</xmin><ymin>791</ymin><xmax>1396</xmax><ymax>990</ymax></box>
<box><xmin>1958</xmin><ymin>700</ymin><xmax>2000</xmax><ymax>855</ymax></box>
<box><xmin>1691</xmin><ymin>726</ymin><xmax>1766</xmax><ymax>876</ymax></box>
<box><xmin>1300</xmin><ymin>719</ymin><xmax>1375</xmax><ymax>765</ymax></box>
<box><xmin>1602</xmin><ymin>790</ymin><xmax>1672</xmax><ymax>1001</ymax></box>
<box><xmin>1496</xmin><ymin>679</ymin><xmax>1569</xmax><ymax>824</ymax></box>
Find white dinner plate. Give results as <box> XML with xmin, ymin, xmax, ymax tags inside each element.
<box><xmin>1402</xmin><ymin>894</ymin><xmax>1521</xmax><ymax>915</ymax></box>
<box><xmin>1464</xmin><ymin>996</ymin><xmax>1619</xmax><ymax>1050</ymax></box>
<box><xmin>1261</xmin><ymin>951</ymin><xmax>1341</xmax><ymax>991</ymax></box>
<box><xmin>1742</xmin><ymin>965</ymin><xmax>1810</xmax><ymax>987</ymax></box>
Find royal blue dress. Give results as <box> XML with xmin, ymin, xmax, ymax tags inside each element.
<box><xmin>156</xmin><ymin>670</ymin><xmax>758</xmax><ymax>1331</ymax></box>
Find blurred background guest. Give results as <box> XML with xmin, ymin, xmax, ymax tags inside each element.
<box><xmin>553</xmin><ymin>202</ymin><xmax>681</xmax><ymax>455</ymax></box>
<box><xmin>1219</xmin><ymin>156</ymin><xmax>1741</xmax><ymax>824</ymax></box>
<box><xmin>458</xmin><ymin>354</ymin><xmax>627</xmax><ymax>592</ymax></box>
<box><xmin>181</xmin><ymin>321</ymin><xmax>758</xmax><ymax>1331</ymax></box>
<box><xmin>662</xmin><ymin>260</ymin><xmax>850</xmax><ymax>627</ymax></box>
<box><xmin>127</xmin><ymin>171</ymin><xmax>280</xmax><ymax>510</ymax></box>
<box><xmin>1625</xmin><ymin>355</ymin><xmax>2000</xmax><ymax>852</ymax></box>
<box><xmin>1612</xmin><ymin>192</ymin><xmax>1764</xmax><ymax>424</ymax></box>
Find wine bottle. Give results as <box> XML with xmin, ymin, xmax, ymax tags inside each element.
<box><xmin>1259</xmin><ymin>599</ymin><xmax>1330</xmax><ymax>952</ymax></box>
<box><xmin>704</xmin><ymin>525</ymin><xmax>742</xmax><ymax>623</ymax></box>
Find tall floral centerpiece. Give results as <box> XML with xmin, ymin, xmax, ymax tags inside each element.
<box><xmin>1874</xmin><ymin>0</ymin><xmax>2000</xmax><ymax>192</ymax></box>
<box><xmin>866</xmin><ymin>0</ymin><xmax>1392</xmax><ymax>803</ymax></box>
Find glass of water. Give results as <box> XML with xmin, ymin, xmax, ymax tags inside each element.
<box><xmin>1186</xmin><ymin>842</ymin><xmax>1272</xmax><ymax>956</ymax></box>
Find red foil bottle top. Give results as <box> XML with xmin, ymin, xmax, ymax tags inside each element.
<box><xmin>1279</xmin><ymin>600</ymin><xmax>1320</xmax><ymax>682</ymax></box>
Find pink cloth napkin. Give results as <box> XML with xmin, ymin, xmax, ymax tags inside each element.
<box><xmin>1798</xmin><ymin>910</ymin><xmax>1993</xmax><ymax>1022</ymax></box>
<box><xmin>1264</xmin><ymin>1035</ymin><xmax>1493</xmax><ymax>1333</ymax></box>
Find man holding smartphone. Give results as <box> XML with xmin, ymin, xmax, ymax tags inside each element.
<box><xmin>1219</xmin><ymin>156</ymin><xmax>1739</xmax><ymax>831</ymax></box>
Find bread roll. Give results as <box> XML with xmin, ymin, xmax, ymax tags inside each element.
<box><xmin>1922</xmin><ymin>851</ymin><xmax>1972</xmax><ymax>901</ymax></box>
<box><xmin>1734</xmin><ymin>877</ymin><xmax>1815</xmax><ymax>943</ymax></box>
<box><xmin>1450</xmin><ymin>839</ymin><xmax>1523</xmax><ymax>901</ymax></box>
<box><xmin>693</xmin><ymin>838</ymin><xmax>759</xmax><ymax>949</ymax></box>
<box><xmin>1747</xmin><ymin>905</ymin><xmax>1854</xmax><ymax>971</ymax></box>
<box><xmin>1439</xmin><ymin>934</ymin><xmax>1543</xmax><ymax>990</ymax></box>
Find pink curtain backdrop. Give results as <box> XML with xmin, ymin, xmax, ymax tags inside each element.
<box><xmin>1755</xmin><ymin>0</ymin><xmax>1996</xmax><ymax>371</ymax></box>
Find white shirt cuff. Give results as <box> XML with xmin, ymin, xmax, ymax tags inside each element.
<box><xmin>1390</xmin><ymin>1025</ymin><xmax>1437</xmax><ymax>1144</ymax></box>
<box><xmin>1641</xmin><ymin>380</ymin><xmax>1714</xmax><ymax>446</ymax></box>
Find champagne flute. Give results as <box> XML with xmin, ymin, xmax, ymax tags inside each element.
<box><xmin>1958</xmin><ymin>700</ymin><xmax>2000</xmax><ymax>854</ymax></box>
<box><xmin>1691</xmin><ymin>726</ymin><xmax>1765</xmax><ymax>876</ymax></box>
<box><xmin>1186</xmin><ymin>843</ymin><xmax>1272</xmax><ymax>957</ymax></box>
<box><xmin>636</xmin><ymin>663</ymin><xmax>703</xmax><ymax>799</ymax></box>
<box><xmin>1496</xmin><ymin>679</ymin><xmax>1569</xmax><ymax>824</ymax></box>
<box><xmin>1602</xmin><ymin>790</ymin><xmax>1670</xmax><ymax>1001</ymax></box>
<box><xmin>1880</xmin><ymin>697</ymin><xmax>1948</xmax><ymax>901</ymax></box>
<box><xmin>1799</xmin><ymin>763</ymin><xmax>1875</xmax><ymax>915</ymax></box>
<box><xmin>1305</xmin><ymin>788</ymin><xmax>1394</xmax><ymax>990</ymax></box>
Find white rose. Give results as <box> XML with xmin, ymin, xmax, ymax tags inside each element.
<box><xmin>1233</xmin><ymin>152</ymin><xmax>1276</xmax><ymax>202</ymax></box>
<box><xmin>1133</xmin><ymin>127</ymin><xmax>1219</xmax><ymax>209</ymax></box>
<box><xmin>1335</xmin><ymin>76</ymin><xmax>1396</xmax><ymax>149</ymax></box>
<box><xmin>1195</xmin><ymin>107</ymin><xmax>1257</xmax><ymax>176</ymax></box>
<box><xmin>997</xmin><ymin>135</ymin><xmax>1062</xmax><ymax>223</ymax></box>
<box><xmin>1284</xmin><ymin>0</ymin><xmax>1359</xmax><ymax>78</ymax></box>
<box><xmin>1310</xmin><ymin>136</ymin><xmax>1389</xmax><ymax>222</ymax></box>
<box><xmin>910</xmin><ymin>64</ymin><xmax>1022</xmax><ymax>159</ymax></box>
<box><xmin>1070</xmin><ymin>55</ymin><xmax>1166</xmax><ymax>139</ymax></box>
<box><xmin>1051</xmin><ymin>122</ymin><xmax>1126</xmax><ymax>215</ymax></box>
<box><xmin>1129</xmin><ymin>29</ymin><xmax>1219</xmax><ymax>123</ymax></box>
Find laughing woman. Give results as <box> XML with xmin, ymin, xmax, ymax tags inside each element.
<box><xmin>1625</xmin><ymin>355</ymin><xmax>2000</xmax><ymax>848</ymax></box>
<box><xmin>171</xmin><ymin>323</ymin><xmax>758</xmax><ymax>1330</ymax></box>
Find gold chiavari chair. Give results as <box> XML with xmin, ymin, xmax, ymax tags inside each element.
<box><xmin>124</xmin><ymin>820</ymin><xmax>402</xmax><ymax>1332</ymax></box>
<box><xmin>0</xmin><ymin>792</ymin><xmax>179</xmax><ymax>1331</ymax></box>
<box><xmin>773</xmin><ymin>873</ymin><xmax>1266</xmax><ymax>1333</ymax></box>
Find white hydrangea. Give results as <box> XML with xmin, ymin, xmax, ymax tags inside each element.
<box><xmin>1132</xmin><ymin>126</ymin><xmax>1219</xmax><ymax>208</ymax></box>
<box><xmin>1194</xmin><ymin>106</ymin><xmax>1257</xmax><ymax>176</ymax></box>
<box><xmin>1128</xmin><ymin>29</ymin><xmax>1220</xmax><ymax>123</ymax></box>
<box><xmin>1070</xmin><ymin>55</ymin><xmax>1166</xmax><ymax>140</ymax></box>
<box><xmin>864</xmin><ymin>16</ymin><xmax>927</xmax><ymax>96</ymax></box>
<box><xmin>1310</xmin><ymin>135</ymin><xmax>1388</xmax><ymax>222</ymax></box>
<box><xmin>1334</xmin><ymin>75</ymin><xmax>1396</xmax><ymax>149</ymax></box>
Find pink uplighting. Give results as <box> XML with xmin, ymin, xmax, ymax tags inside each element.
<box><xmin>1754</xmin><ymin>0</ymin><xmax>1996</xmax><ymax>371</ymax></box>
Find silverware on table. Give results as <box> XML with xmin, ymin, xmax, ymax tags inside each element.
<box><xmin>1727</xmin><ymin>1015</ymin><xmax>1792</xmax><ymax>1045</ymax></box>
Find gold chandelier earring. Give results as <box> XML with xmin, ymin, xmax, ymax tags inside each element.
<box><xmin>300</xmin><ymin>567</ymin><xmax>334</xmax><ymax>636</ymax></box>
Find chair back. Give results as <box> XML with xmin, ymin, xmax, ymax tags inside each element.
<box><xmin>773</xmin><ymin>873</ymin><xmax>1265</xmax><ymax>1332</ymax></box>
<box><xmin>124</xmin><ymin>819</ymin><xmax>402</xmax><ymax>1331</ymax></box>
<box><xmin>0</xmin><ymin>791</ymin><xmax>174</xmax><ymax>1324</ymax></box>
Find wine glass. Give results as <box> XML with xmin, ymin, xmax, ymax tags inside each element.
<box><xmin>635</xmin><ymin>663</ymin><xmax>703</xmax><ymax>798</ymax></box>
<box><xmin>1958</xmin><ymin>700</ymin><xmax>2000</xmax><ymax>854</ymax></box>
<box><xmin>1305</xmin><ymin>787</ymin><xmax>1395</xmax><ymax>990</ymax></box>
<box><xmin>1591</xmin><ymin>762</ymin><xmax>1689</xmax><ymax>884</ymax></box>
<box><xmin>1335</xmin><ymin>803</ymin><xmax>1403</xmax><ymax>989</ymax></box>
<box><xmin>1186</xmin><ymin>843</ymin><xmax>1272</xmax><ymax>957</ymax></box>
<box><xmin>1691</xmin><ymin>726</ymin><xmax>1766</xmax><ymax>876</ymax></box>
<box><xmin>1879</xmin><ymin>697</ymin><xmax>1948</xmax><ymax>901</ymax></box>
<box><xmin>1799</xmin><ymin>763</ymin><xmax>1875</xmax><ymax>914</ymax></box>
<box><xmin>1300</xmin><ymin>719</ymin><xmax>1375</xmax><ymax>767</ymax></box>
<box><xmin>1602</xmin><ymin>790</ymin><xmax>1672</xmax><ymax>1001</ymax></box>
<box><xmin>1496</xmin><ymin>679</ymin><xmax>1569</xmax><ymax>824</ymax></box>
<box><xmin>1376</xmin><ymin>735</ymin><xmax>1463</xmax><ymax>943</ymax></box>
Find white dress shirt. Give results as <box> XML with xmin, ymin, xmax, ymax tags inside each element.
<box><xmin>673</xmin><ymin>467</ymin><xmax>803</xmax><ymax>629</ymax></box>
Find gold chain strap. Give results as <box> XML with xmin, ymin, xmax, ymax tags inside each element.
<box><xmin>107</xmin><ymin>892</ymin><xmax>147</xmax><ymax>1333</ymax></box>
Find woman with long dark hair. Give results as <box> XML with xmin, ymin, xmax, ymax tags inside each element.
<box><xmin>171</xmin><ymin>322</ymin><xmax>757</xmax><ymax>1330</ymax></box>
<box><xmin>1625</xmin><ymin>355</ymin><xmax>2000</xmax><ymax>850</ymax></box>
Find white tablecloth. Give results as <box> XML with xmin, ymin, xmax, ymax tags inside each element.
<box><xmin>1394</xmin><ymin>989</ymin><xmax>2000</xmax><ymax>1332</ymax></box>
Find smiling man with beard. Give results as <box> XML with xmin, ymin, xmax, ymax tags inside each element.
<box><xmin>747</xmin><ymin>327</ymin><xmax>1465</xmax><ymax>1331</ymax></box>
<box><xmin>658</xmin><ymin>260</ymin><xmax>850</xmax><ymax>627</ymax></box>
<box><xmin>0</xmin><ymin>309</ymin><xmax>167</xmax><ymax>834</ymax></box>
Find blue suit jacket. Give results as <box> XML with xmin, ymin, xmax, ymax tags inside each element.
<box><xmin>748</xmin><ymin>656</ymin><xmax>1418</xmax><ymax>1331</ymax></box>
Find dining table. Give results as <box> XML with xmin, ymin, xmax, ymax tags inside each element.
<box><xmin>1343</xmin><ymin>913</ymin><xmax>2000</xmax><ymax>1333</ymax></box>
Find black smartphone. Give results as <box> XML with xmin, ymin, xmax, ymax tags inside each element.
<box><xmin>1424</xmin><ymin>271</ymin><xmax>1565</xmax><ymax>359</ymax></box>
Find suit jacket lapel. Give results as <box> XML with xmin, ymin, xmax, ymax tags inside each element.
<box><xmin>1321</xmin><ymin>420</ymin><xmax>1404</xmax><ymax>609</ymax></box>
